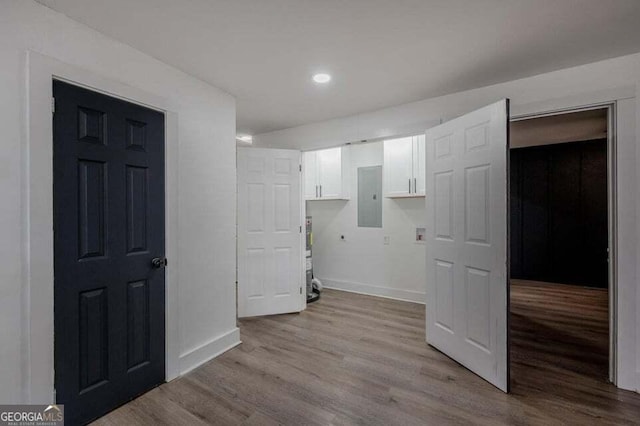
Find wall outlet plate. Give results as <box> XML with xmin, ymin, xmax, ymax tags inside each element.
<box><xmin>383</xmin><ymin>236</ymin><xmax>390</xmax><ymax>245</ymax></box>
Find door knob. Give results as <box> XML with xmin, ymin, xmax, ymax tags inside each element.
<box><xmin>151</xmin><ymin>257</ymin><xmax>167</xmax><ymax>268</ymax></box>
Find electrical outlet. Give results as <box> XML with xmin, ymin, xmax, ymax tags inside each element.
<box><xmin>383</xmin><ymin>236</ymin><xmax>390</xmax><ymax>245</ymax></box>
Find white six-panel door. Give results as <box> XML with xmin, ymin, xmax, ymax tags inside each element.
<box><xmin>425</xmin><ymin>99</ymin><xmax>509</xmax><ymax>392</ymax></box>
<box><xmin>238</xmin><ymin>147</ymin><xmax>305</xmax><ymax>318</ymax></box>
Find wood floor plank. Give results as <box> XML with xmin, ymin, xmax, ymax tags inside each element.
<box><xmin>94</xmin><ymin>282</ymin><xmax>640</xmax><ymax>425</ymax></box>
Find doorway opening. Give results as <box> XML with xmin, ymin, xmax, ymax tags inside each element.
<box><xmin>509</xmin><ymin>106</ymin><xmax>614</xmax><ymax>391</ymax></box>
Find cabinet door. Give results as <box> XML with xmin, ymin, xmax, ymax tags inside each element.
<box><xmin>413</xmin><ymin>135</ymin><xmax>426</xmax><ymax>195</ymax></box>
<box><xmin>384</xmin><ymin>136</ymin><xmax>413</xmax><ymax>197</ymax></box>
<box><xmin>317</xmin><ymin>147</ymin><xmax>342</xmax><ymax>198</ymax></box>
<box><xmin>303</xmin><ymin>151</ymin><xmax>318</xmax><ymax>199</ymax></box>
<box><xmin>238</xmin><ymin>148</ymin><xmax>304</xmax><ymax>318</ymax></box>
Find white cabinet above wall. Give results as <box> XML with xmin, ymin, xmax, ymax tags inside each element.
<box><xmin>304</xmin><ymin>146</ymin><xmax>351</xmax><ymax>200</ymax></box>
<box><xmin>384</xmin><ymin>135</ymin><xmax>425</xmax><ymax>197</ymax></box>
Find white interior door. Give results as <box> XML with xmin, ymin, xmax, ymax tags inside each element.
<box><xmin>238</xmin><ymin>147</ymin><xmax>305</xmax><ymax>318</ymax></box>
<box><xmin>316</xmin><ymin>147</ymin><xmax>342</xmax><ymax>198</ymax></box>
<box><xmin>425</xmin><ymin>99</ymin><xmax>509</xmax><ymax>392</ymax></box>
<box><xmin>303</xmin><ymin>151</ymin><xmax>318</xmax><ymax>200</ymax></box>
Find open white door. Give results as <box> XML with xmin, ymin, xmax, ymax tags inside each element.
<box><xmin>238</xmin><ymin>147</ymin><xmax>305</xmax><ymax>318</ymax></box>
<box><xmin>425</xmin><ymin>99</ymin><xmax>510</xmax><ymax>392</ymax></box>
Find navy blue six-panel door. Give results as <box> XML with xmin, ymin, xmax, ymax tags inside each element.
<box><xmin>53</xmin><ymin>81</ymin><xmax>165</xmax><ymax>425</ymax></box>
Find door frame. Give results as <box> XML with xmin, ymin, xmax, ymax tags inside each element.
<box><xmin>24</xmin><ymin>51</ymin><xmax>180</xmax><ymax>403</ymax></box>
<box><xmin>510</xmin><ymin>101</ymin><xmax>620</xmax><ymax>385</ymax></box>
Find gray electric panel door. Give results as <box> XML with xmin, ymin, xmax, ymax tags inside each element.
<box><xmin>358</xmin><ymin>166</ymin><xmax>382</xmax><ymax>228</ymax></box>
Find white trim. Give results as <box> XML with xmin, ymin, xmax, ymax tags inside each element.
<box><xmin>608</xmin><ymin>103</ymin><xmax>617</xmax><ymax>384</ymax></box>
<box><xmin>510</xmin><ymin>85</ymin><xmax>635</xmax><ymax>120</ymax></box>
<box><xmin>616</xmin><ymin>94</ymin><xmax>640</xmax><ymax>392</ymax></box>
<box><xmin>321</xmin><ymin>278</ymin><xmax>425</xmax><ymax>304</ymax></box>
<box><xmin>178</xmin><ymin>328</ymin><xmax>241</xmax><ymax>375</ymax></box>
<box><xmin>25</xmin><ymin>51</ymin><xmax>181</xmax><ymax>403</ymax></box>
<box><xmin>636</xmin><ymin>84</ymin><xmax>640</xmax><ymax>393</ymax></box>
<box><xmin>636</xmin><ymin>83</ymin><xmax>640</xmax><ymax>393</ymax></box>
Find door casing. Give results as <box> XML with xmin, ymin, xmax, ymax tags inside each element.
<box><xmin>25</xmin><ymin>51</ymin><xmax>180</xmax><ymax>403</ymax></box>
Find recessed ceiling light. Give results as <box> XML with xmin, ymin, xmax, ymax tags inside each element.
<box><xmin>312</xmin><ymin>73</ymin><xmax>331</xmax><ymax>84</ymax></box>
<box><xmin>236</xmin><ymin>135</ymin><xmax>253</xmax><ymax>143</ymax></box>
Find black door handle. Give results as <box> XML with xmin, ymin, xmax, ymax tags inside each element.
<box><xmin>151</xmin><ymin>257</ymin><xmax>167</xmax><ymax>268</ymax></box>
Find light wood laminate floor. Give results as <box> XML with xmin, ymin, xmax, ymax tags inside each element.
<box><xmin>94</xmin><ymin>281</ymin><xmax>640</xmax><ymax>425</ymax></box>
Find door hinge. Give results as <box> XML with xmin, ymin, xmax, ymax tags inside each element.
<box><xmin>51</xmin><ymin>97</ymin><xmax>55</xmax><ymax>114</ymax></box>
<box><xmin>300</xmin><ymin>287</ymin><xmax>302</xmax><ymax>294</ymax></box>
<box><xmin>299</xmin><ymin>164</ymin><xmax>302</xmax><ymax>172</ymax></box>
<box><xmin>300</xmin><ymin>225</ymin><xmax>302</xmax><ymax>233</ymax></box>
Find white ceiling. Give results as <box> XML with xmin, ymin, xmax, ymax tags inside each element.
<box><xmin>40</xmin><ymin>0</ymin><xmax>640</xmax><ymax>136</ymax></box>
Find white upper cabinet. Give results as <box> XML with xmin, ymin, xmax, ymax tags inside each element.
<box><xmin>304</xmin><ymin>146</ymin><xmax>350</xmax><ymax>200</ymax></box>
<box><xmin>414</xmin><ymin>134</ymin><xmax>426</xmax><ymax>195</ymax></box>
<box><xmin>303</xmin><ymin>150</ymin><xmax>318</xmax><ymax>200</ymax></box>
<box><xmin>384</xmin><ymin>135</ymin><xmax>426</xmax><ymax>197</ymax></box>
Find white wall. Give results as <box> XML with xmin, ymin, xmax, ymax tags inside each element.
<box><xmin>257</xmin><ymin>54</ymin><xmax>640</xmax><ymax>392</ymax></box>
<box><xmin>309</xmin><ymin>142</ymin><xmax>426</xmax><ymax>303</ymax></box>
<box><xmin>0</xmin><ymin>1</ymin><xmax>238</xmax><ymax>403</ymax></box>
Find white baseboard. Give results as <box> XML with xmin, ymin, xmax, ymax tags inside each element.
<box><xmin>178</xmin><ymin>327</ymin><xmax>241</xmax><ymax>376</ymax></box>
<box><xmin>320</xmin><ymin>278</ymin><xmax>425</xmax><ymax>304</ymax></box>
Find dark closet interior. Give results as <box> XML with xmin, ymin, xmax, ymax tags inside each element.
<box><xmin>510</xmin><ymin>139</ymin><xmax>608</xmax><ymax>288</ymax></box>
